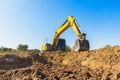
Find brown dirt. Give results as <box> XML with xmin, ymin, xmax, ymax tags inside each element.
<box><xmin>0</xmin><ymin>46</ymin><xmax>120</xmax><ymax>80</ymax></box>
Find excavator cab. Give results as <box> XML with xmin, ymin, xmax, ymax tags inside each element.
<box><xmin>41</xmin><ymin>38</ymin><xmax>66</xmax><ymax>51</ymax></box>
<box><xmin>56</xmin><ymin>38</ymin><xmax>66</xmax><ymax>51</ymax></box>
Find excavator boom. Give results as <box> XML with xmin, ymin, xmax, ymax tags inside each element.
<box><xmin>52</xmin><ymin>16</ymin><xmax>82</xmax><ymax>47</ymax></box>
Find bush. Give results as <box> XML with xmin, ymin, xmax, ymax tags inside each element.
<box><xmin>105</xmin><ymin>45</ymin><xmax>111</xmax><ymax>48</ymax></box>
<box><xmin>0</xmin><ymin>46</ymin><xmax>12</xmax><ymax>52</ymax></box>
<box><xmin>65</xmin><ymin>45</ymin><xmax>71</xmax><ymax>52</ymax></box>
<box><xmin>17</xmin><ymin>44</ymin><xmax>28</xmax><ymax>51</ymax></box>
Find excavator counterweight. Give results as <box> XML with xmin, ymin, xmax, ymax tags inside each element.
<box><xmin>41</xmin><ymin>16</ymin><xmax>90</xmax><ymax>52</ymax></box>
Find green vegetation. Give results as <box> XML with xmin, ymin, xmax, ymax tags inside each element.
<box><xmin>0</xmin><ymin>46</ymin><xmax>12</xmax><ymax>52</ymax></box>
<box><xmin>105</xmin><ymin>45</ymin><xmax>111</xmax><ymax>48</ymax></box>
<box><xmin>17</xmin><ymin>44</ymin><xmax>28</xmax><ymax>51</ymax></box>
<box><xmin>65</xmin><ymin>45</ymin><xmax>71</xmax><ymax>52</ymax></box>
<box><xmin>0</xmin><ymin>44</ymin><xmax>71</xmax><ymax>53</ymax></box>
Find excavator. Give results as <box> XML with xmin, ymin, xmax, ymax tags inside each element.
<box><xmin>41</xmin><ymin>16</ymin><xmax>90</xmax><ymax>52</ymax></box>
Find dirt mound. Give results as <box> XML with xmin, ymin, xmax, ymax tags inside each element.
<box><xmin>0</xmin><ymin>46</ymin><xmax>120</xmax><ymax>80</ymax></box>
<box><xmin>0</xmin><ymin>54</ymin><xmax>32</xmax><ymax>70</ymax></box>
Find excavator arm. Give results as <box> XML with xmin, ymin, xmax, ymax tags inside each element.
<box><xmin>52</xmin><ymin>16</ymin><xmax>82</xmax><ymax>46</ymax></box>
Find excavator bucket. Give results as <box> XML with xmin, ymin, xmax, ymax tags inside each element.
<box><xmin>73</xmin><ymin>39</ymin><xmax>89</xmax><ymax>52</ymax></box>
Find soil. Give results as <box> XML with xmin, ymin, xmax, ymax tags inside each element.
<box><xmin>0</xmin><ymin>46</ymin><xmax>120</xmax><ymax>80</ymax></box>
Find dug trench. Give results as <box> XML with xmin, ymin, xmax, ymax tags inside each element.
<box><xmin>0</xmin><ymin>46</ymin><xmax>120</xmax><ymax>80</ymax></box>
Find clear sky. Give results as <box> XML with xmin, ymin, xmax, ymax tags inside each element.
<box><xmin>0</xmin><ymin>0</ymin><xmax>120</xmax><ymax>50</ymax></box>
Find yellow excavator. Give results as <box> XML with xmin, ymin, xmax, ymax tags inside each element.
<box><xmin>41</xmin><ymin>16</ymin><xmax>90</xmax><ymax>52</ymax></box>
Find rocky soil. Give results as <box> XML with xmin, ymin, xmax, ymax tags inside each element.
<box><xmin>0</xmin><ymin>46</ymin><xmax>120</xmax><ymax>80</ymax></box>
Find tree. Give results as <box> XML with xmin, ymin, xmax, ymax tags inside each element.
<box><xmin>17</xmin><ymin>44</ymin><xmax>28</xmax><ymax>51</ymax></box>
<box><xmin>0</xmin><ymin>46</ymin><xmax>12</xmax><ymax>52</ymax></box>
<box><xmin>65</xmin><ymin>45</ymin><xmax>71</xmax><ymax>52</ymax></box>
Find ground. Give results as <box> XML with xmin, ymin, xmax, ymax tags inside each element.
<box><xmin>0</xmin><ymin>46</ymin><xmax>120</xmax><ymax>80</ymax></box>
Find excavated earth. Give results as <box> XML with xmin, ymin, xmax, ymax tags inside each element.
<box><xmin>0</xmin><ymin>46</ymin><xmax>120</xmax><ymax>80</ymax></box>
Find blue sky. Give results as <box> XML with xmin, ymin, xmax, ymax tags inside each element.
<box><xmin>0</xmin><ymin>0</ymin><xmax>120</xmax><ymax>50</ymax></box>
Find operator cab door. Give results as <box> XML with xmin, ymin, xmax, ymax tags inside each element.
<box><xmin>56</xmin><ymin>38</ymin><xmax>66</xmax><ymax>51</ymax></box>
